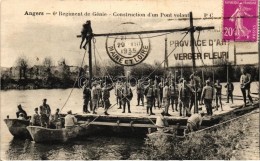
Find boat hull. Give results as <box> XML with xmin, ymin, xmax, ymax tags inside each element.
<box><xmin>4</xmin><ymin>119</ymin><xmax>31</xmax><ymax>139</ymax></box>
<box><xmin>27</xmin><ymin>125</ymin><xmax>91</xmax><ymax>143</ymax></box>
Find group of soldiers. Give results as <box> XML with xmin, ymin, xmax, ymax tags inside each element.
<box><xmin>82</xmin><ymin>71</ymin><xmax>237</xmax><ymax>117</ymax></box>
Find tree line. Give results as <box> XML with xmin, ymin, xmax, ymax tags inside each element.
<box><xmin>1</xmin><ymin>56</ymin><xmax>258</xmax><ymax>90</ymax></box>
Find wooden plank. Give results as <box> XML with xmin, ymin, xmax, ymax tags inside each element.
<box><xmin>78</xmin><ymin>121</ymin><xmax>187</xmax><ymax>129</ymax></box>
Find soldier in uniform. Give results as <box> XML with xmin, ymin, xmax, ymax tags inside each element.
<box><xmin>91</xmin><ymin>83</ymin><xmax>99</xmax><ymax>114</ymax></box>
<box><xmin>240</xmin><ymin>67</ymin><xmax>253</xmax><ymax>107</ymax></box>
<box><xmin>158</xmin><ymin>78</ymin><xmax>164</xmax><ymax>103</ymax></box>
<box><xmin>153</xmin><ymin>80</ymin><xmax>161</xmax><ymax>108</ymax></box>
<box><xmin>121</xmin><ymin>81</ymin><xmax>133</xmax><ymax>113</ymax></box>
<box><xmin>80</xmin><ymin>20</ymin><xmax>93</xmax><ymax>50</ymax></box>
<box><xmin>39</xmin><ymin>98</ymin><xmax>51</xmax><ymax>127</ymax></box>
<box><xmin>144</xmin><ymin>79</ymin><xmax>155</xmax><ymax>115</ymax></box>
<box><xmin>115</xmin><ymin>80</ymin><xmax>123</xmax><ymax>109</ymax></box>
<box><xmin>225</xmin><ymin>79</ymin><xmax>234</xmax><ymax>103</ymax></box>
<box><xmin>102</xmin><ymin>83</ymin><xmax>113</xmax><ymax>115</ymax></box>
<box><xmin>201</xmin><ymin>80</ymin><xmax>214</xmax><ymax>116</ymax></box>
<box><xmin>136</xmin><ymin>79</ymin><xmax>144</xmax><ymax>106</ymax></box>
<box><xmin>169</xmin><ymin>80</ymin><xmax>178</xmax><ymax>112</ymax></box>
<box><xmin>214</xmin><ymin>79</ymin><xmax>223</xmax><ymax>111</ymax></box>
<box><xmin>162</xmin><ymin>81</ymin><xmax>171</xmax><ymax>116</ymax></box>
<box><xmin>83</xmin><ymin>81</ymin><xmax>91</xmax><ymax>113</ymax></box>
<box><xmin>179</xmin><ymin>80</ymin><xmax>191</xmax><ymax>117</ymax></box>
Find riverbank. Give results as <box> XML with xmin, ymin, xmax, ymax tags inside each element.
<box><xmin>142</xmin><ymin>109</ymin><xmax>259</xmax><ymax>160</ymax></box>
<box><xmin>231</xmin><ymin>109</ymin><xmax>259</xmax><ymax>160</ymax></box>
<box><xmin>0</xmin><ymin>78</ymin><xmax>76</xmax><ymax>90</ymax></box>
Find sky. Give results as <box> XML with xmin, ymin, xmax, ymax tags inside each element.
<box><xmin>1</xmin><ymin>0</ymin><xmax>258</xmax><ymax>68</ymax></box>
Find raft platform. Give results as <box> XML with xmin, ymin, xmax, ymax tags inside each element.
<box><xmin>72</xmin><ymin>100</ymin><xmax>259</xmax><ymax>137</ymax></box>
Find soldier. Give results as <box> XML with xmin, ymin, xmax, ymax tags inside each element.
<box><xmin>16</xmin><ymin>104</ymin><xmax>28</xmax><ymax>119</ymax></box>
<box><xmin>185</xmin><ymin>112</ymin><xmax>205</xmax><ymax>134</ymax></box>
<box><xmin>153</xmin><ymin>80</ymin><xmax>161</xmax><ymax>108</ymax></box>
<box><xmin>169</xmin><ymin>80</ymin><xmax>178</xmax><ymax>112</ymax></box>
<box><xmin>96</xmin><ymin>81</ymin><xmax>102</xmax><ymax>107</ymax></box>
<box><xmin>179</xmin><ymin>80</ymin><xmax>191</xmax><ymax>117</ymax></box>
<box><xmin>91</xmin><ymin>83</ymin><xmax>99</xmax><ymax>114</ymax></box>
<box><xmin>80</xmin><ymin>20</ymin><xmax>93</xmax><ymax>50</ymax></box>
<box><xmin>214</xmin><ymin>79</ymin><xmax>223</xmax><ymax>111</ymax></box>
<box><xmin>115</xmin><ymin>80</ymin><xmax>123</xmax><ymax>109</ymax></box>
<box><xmin>240</xmin><ymin>67</ymin><xmax>253</xmax><ymax>107</ymax></box>
<box><xmin>39</xmin><ymin>98</ymin><xmax>51</xmax><ymax>127</ymax></box>
<box><xmin>201</xmin><ymin>80</ymin><xmax>214</xmax><ymax>116</ymax></box>
<box><xmin>30</xmin><ymin>107</ymin><xmax>41</xmax><ymax>126</ymax></box>
<box><xmin>158</xmin><ymin>78</ymin><xmax>164</xmax><ymax>103</ymax></box>
<box><xmin>225</xmin><ymin>79</ymin><xmax>234</xmax><ymax>103</ymax></box>
<box><xmin>162</xmin><ymin>81</ymin><xmax>171</xmax><ymax>116</ymax></box>
<box><xmin>136</xmin><ymin>79</ymin><xmax>144</xmax><ymax>106</ymax></box>
<box><xmin>144</xmin><ymin>79</ymin><xmax>155</xmax><ymax>115</ymax></box>
<box><xmin>102</xmin><ymin>83</ymin><xmax>113</xmax><ymax>115</ymax></box>
<box><xmin>83</xmin><ymin>81</ymin><xmax>91</xmax><ymax>113</ymax></box>
<box><xmin>121</xmin><ymin>82</ymin><xmax>133</xmax><ymax>113</ymax></box>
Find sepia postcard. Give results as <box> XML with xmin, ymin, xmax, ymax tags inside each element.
<box><xmin>1</xmin><ymin>0</ymin><xmax>259</xmax><ymax>160</ymax></box>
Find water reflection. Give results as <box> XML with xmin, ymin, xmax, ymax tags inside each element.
<box><xmin>5</xmin><ymin>136</ymin><xmax>145</xmax><ymax>160</ymax></box>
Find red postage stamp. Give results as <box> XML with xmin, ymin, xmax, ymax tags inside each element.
<box><xmin>223</xmin><ymin>0</ymin><xmax>258</xmax><ymax>42</ymax></box>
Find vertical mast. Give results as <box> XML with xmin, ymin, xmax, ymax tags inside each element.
<box><xmin>88</xmin><ymin>21</ymin><xmax>93</xmax><ymax>82</ymax></box>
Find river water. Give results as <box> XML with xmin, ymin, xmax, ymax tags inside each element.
<box><xmin>1</xmin><ymin>82</ymin><xmax>258</xmax><ymax>160</ymax></box>
<box><xmin>0</xmin><ymin>88</ymin><xmax>148</xmax><ymax>160</ymax></box>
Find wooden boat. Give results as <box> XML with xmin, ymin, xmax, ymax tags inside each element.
<box><xmin>4</xmin><ymin>119</ymin><xmax>31</xmax><ymax>139</ymax></box>
<box><xmin>27</xmin><ymin>123</ymin><xmax>91</xmax><ymax>143</ymax></box>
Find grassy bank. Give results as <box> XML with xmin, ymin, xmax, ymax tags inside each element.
<box><xmin>141</xmin><ymin>114</ymin><xmax>250</xmax><ymax>160</ymax></box>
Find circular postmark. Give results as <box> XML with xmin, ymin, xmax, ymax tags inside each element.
<box><xmin>106</xmin><ymin>23</ymin><xmax>150</xmax><ymax>66</ymax></box>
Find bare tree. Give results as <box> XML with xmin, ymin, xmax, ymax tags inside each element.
<box><xmin>42</xmin><ymin>57</ymin><xmax>53</xmax><ymax>67</ymax></box>
<box><xmin>15</xmin><ymin>56</ymin><xmax>29</xmax><ymax>79</ymax></box>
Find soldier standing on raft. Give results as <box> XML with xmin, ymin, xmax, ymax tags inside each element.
<box><xmin>225</xmin><ymin>79</ymin><xmax>234</xmax><ymax>103</ymax></box>
<box><xmin>179</xmin><ymin>80</ymin><xmax>191</xmax><ymax>117</ymax></box>
<box><xmin>91</xmin><ymin>83</ymin><xmax>99</xmax><ymax>114</ymax></box>
<box><xmin>115</xmin><ymin>80</ymin><xmax>123</xmax><ymax>109</ymax></box>
<box><xmin>136</xmin><ymin>79</ymin><xmax>144</xmax><ymax>106</ymax></box>
<box><xmin>102</xmin><ymin>82</ymin><xmax>113</xmax><ymax>115</ymax></box>
<box><xmin>214</xmin><ymin>79</ymin><xmax>223</xmax><ymax>111</ymax></box>
<box><xmin>80</xmin><ymin>20</ymin><xmax>93</xmax><ymax>50</ymax></box>
<box><xmin>162</xmin><ymin>81</ymin><xmax>171</xmax><ymax>116</ymax></box>
<box><xmin>153</xmin><ymin>80</ymin><xmax>161</xmax><ymax>108</ymax></box>
<box><xmin>169</xmin><ymin>80</ymin><xmax>178</xmax><ymax>112</ymax></box>
<box><xmin>83</xmin><ymin>81</ymin><xmax>91</xmax><ymax>113</ymax></box>
<box><xmin>121</xmin><ymin>81</ymin><xmax>133</xmax><ymax>113</ymax></box>
<box><xmin>201</xmin><ymin>80</ymin><xmax>214</xmax><ymax>116</ymax></box>
<box><xmin>240</xmin><ymin>67</ymin><xmax>253</xmax><ymax>107</ymax></box>
<box><xmin>144</xmin><ymin>79</ymin><xmax>155</xmax><ymax>115</ymax></box>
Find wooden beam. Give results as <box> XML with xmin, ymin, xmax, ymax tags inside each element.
<box><xmin>235</xmin><ymin>52</ymin><xmax>258</xmax><ymax>55</ymax></box>
<box><xmin>76</xmin><ymin>26</ymin><xmax>214</xmax><ymax>38</ymax></box>
<box><xmin>77</xmin><ymin>121</ymin><xmax>186</xmax><ymax>129</ymax></box>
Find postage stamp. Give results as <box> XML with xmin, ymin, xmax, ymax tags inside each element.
<box><xmin>223</xmin><ymin>0</ymin><xmax>258</xmax><ymax>42</ymax></box>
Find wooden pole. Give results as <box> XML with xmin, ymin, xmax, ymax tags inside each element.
<box><xmin>189</xmin><ymin>12</ymin><xmax>198</xmax><ymax>114</ymax></box>
<box><xmin>189</xmin><ymin>12</ymin><xmax>196</xmax><ymax>72</ymax></box>
<box><xmin>164</xmin><ymin>37</ymin><xmax>168</xmax><ymax>77</ymax></box>
<box><xmin>89</xmin><ymin>21</ymin><xmax>93</xmax><ymax>83</ymax></box>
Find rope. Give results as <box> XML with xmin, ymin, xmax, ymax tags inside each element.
<box><xmin>80</xmin><ymin>115</ymin><xmax>101</xmax><ymax>129</ymax></box>
<box><xmin>145</xmin><ymin>31</ymin><xmax>189</xmax><ymax>79</ymax></box>
<box><xmin>60</xmin><ymin>50</ymin><xmax>87</xmax><ymax>112</ymax></box>
<box><xmin>93</xmin><ymin>38</ymin><xmax>98</xmax><ymax>75</ymax></box>
<box><xmin>195</xmin><ymin>30</ymin><xmax>208</xmax><ymax>73</ymax></box>
<box><xmin>147</xmin><ymin>117</ymin><xmax>156</xmax><ymax>126</ymax></box>
<box><xmin>106</xmin><ymin>32</ymin><xmax>172</xmax><ymax>39</ymax></box>
<box><xmin>191</xmin><ymin>109</ymin><xmax>259</xmax><ymax>134</ymax></box>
